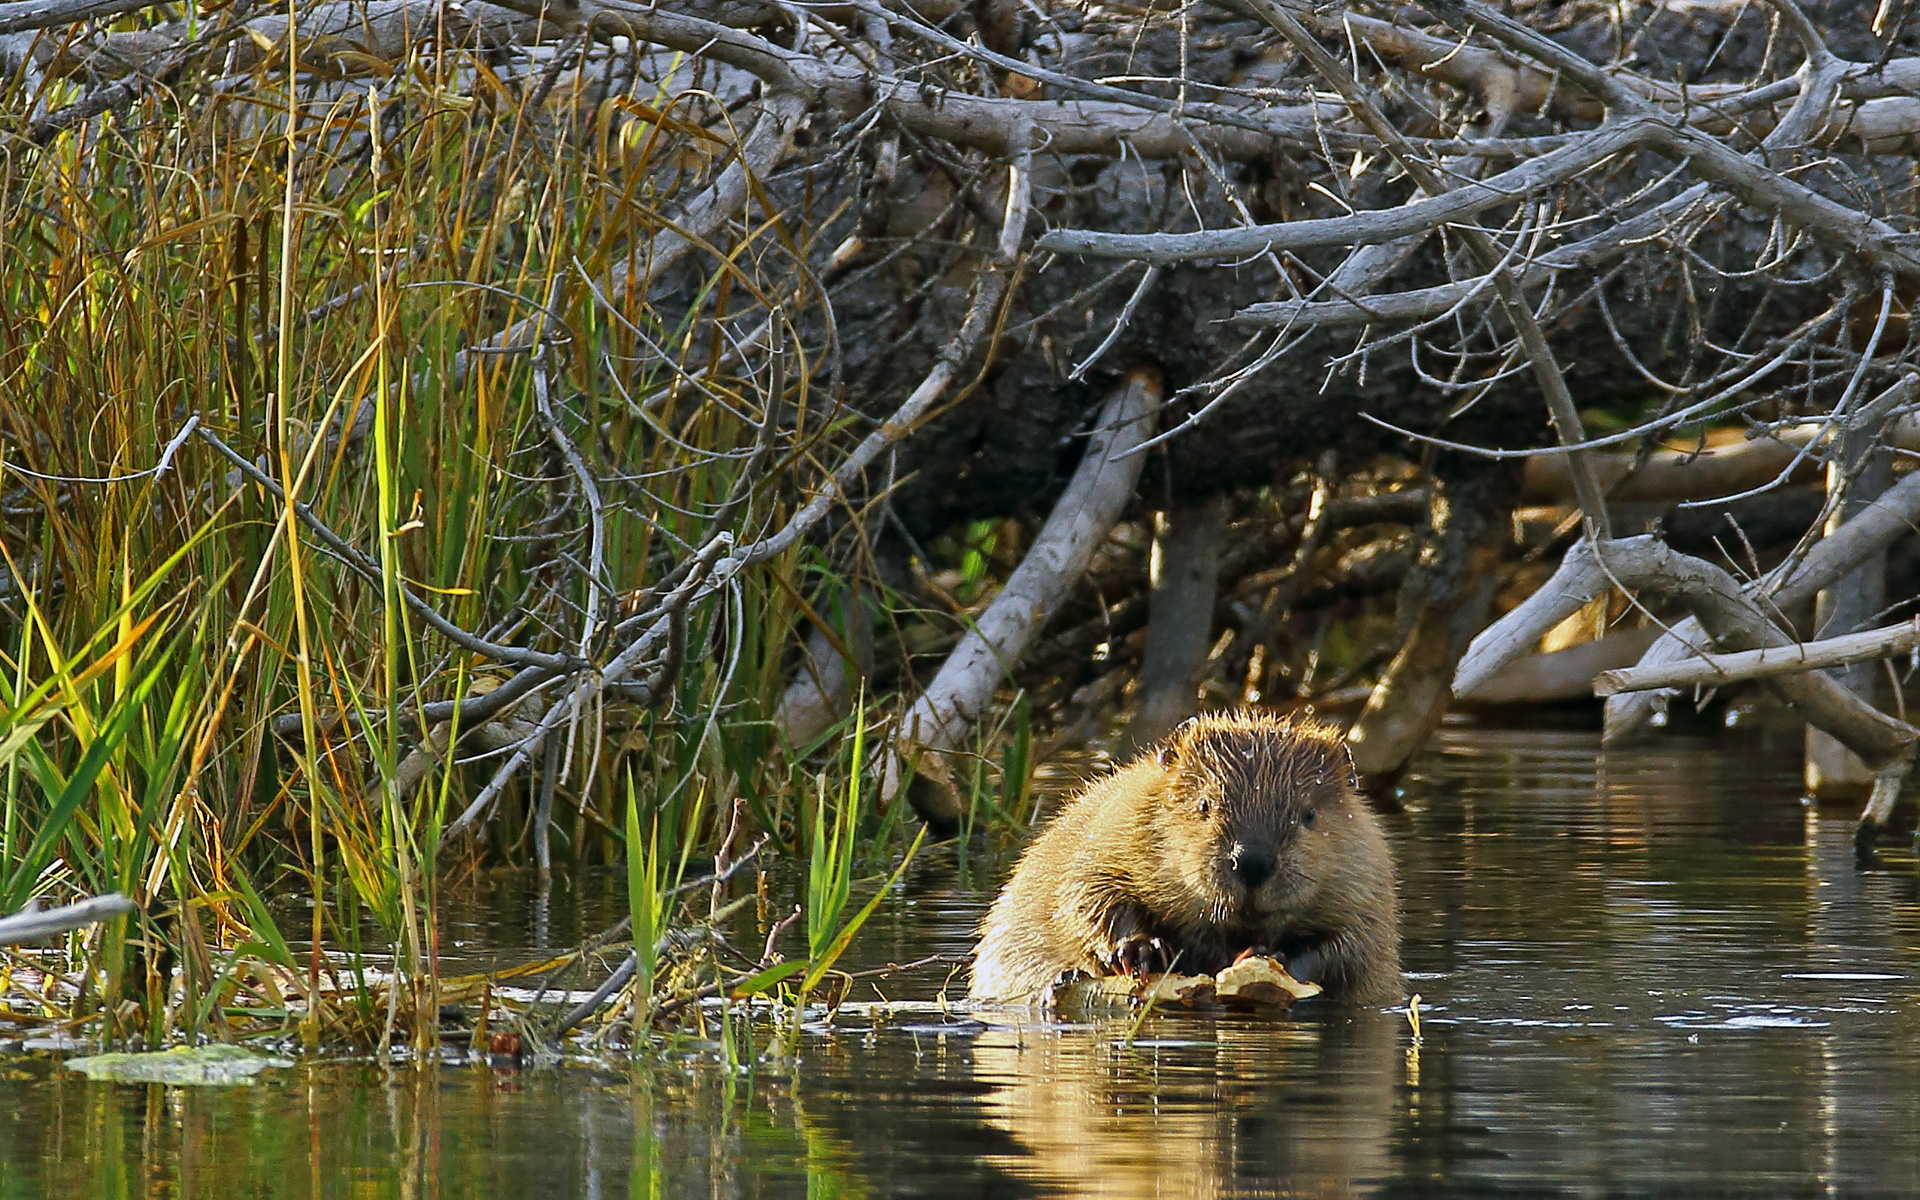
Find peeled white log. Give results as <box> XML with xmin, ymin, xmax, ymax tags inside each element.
<box><xmin>1458</xmin><ymin>535</ymin><xmax>1918</xmax><ymax>771</ymax></box>
<box><xmin>886</xmin><ymin>368</ymin><xmax>1167</xmax><ymax>825</ymax></box>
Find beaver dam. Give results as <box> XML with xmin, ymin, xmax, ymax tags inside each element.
<box><xmin>6</xmin><ymin>727</ymin><xmax>1920</xmax><ymax>1195</ymax></box>
<box><xmin>10</xmin><ymin>0</ymin><xmax>1920</xmax><ymax>1191</ymax></box>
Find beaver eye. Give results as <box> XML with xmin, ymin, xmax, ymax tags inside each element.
<box><xmin>1196</xmin><ymin>798</ymin><xmax>1211</xmax><ymax>817</ymax></box>
<box><xmin>1301</xmin><ymin>806</ymin><xmax>1318</xmax><ymax>828</ymax></box>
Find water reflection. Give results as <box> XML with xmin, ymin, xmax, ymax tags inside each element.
<box><xmin>6</xmin><ymin>727</ymin><xmax>1920</xmax><ymax>1197</ymax></box>
<box><xmin>966</xmin><ymin>1014</ymin><xmax>1398</xmax><ymax>1197</ymax></box>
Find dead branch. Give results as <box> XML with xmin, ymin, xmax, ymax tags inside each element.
<box><xmin>1604</xmin><ymin>467</ymin><xmax>1920</xmax><ymax>742</ymax></box>
<box><xmin>1461</xmin><ymin>534</ymin><xmax>1919</xmax><ymax>769</ymax></box>
<box><xmin>0</xmin><ymin>895</ymin><xmax>136</xmax><ymax>945</ymax></box>
<box><xmin>1033</xmin><ymin>122</ymin><xmax>1647</xmax><ymax>265</ymax></box>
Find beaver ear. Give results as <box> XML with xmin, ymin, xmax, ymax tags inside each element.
<box><xmin>1156</xmin><ymin>716</ymin><xmax>1201</xmax><ymax>767</ymax></box>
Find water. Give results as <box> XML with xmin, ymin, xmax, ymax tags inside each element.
<box><xmin>6</xmin><ymin>726</ymin><xmax>1920</xmax><ymax>1197</ymax></box>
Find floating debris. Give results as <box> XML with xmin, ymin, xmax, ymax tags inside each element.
<box><xmin>66</xmin><ymin>1044</ymin><xmax>293</xmax><ymax>1086</ymax></box>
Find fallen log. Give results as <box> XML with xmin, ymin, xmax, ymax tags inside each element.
<box><xmin>1521</xmin><ymin>402</ymin><xmax>1920</xmax><ymax>508</ymax></box>
<box><xmin>1464</xmin><ymin>628</ymin><xmax>1663</xmax><ymax>705</ymax></box>
<box><xmin>886</xmin><ymin>367</ymin><xmax>1169</xmax><ymax>829</ymax></box>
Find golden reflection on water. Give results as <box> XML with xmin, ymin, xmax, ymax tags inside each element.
<box><xmin>968</xmin><ymin>1012</ymin><xmax>1399</xmax><ymax>1197</ymax></box>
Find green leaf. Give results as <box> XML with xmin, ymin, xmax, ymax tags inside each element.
<box><xmin>799</xmin><ymin>826</ymin><xmax>926</xmax><ymax>996</ymax></box>
<box><xmin>730</xmin><ymin>959</ymin><xmax>806</xmax><ymax>997</ymax></box>
<box><xmin>228</xmin><ymin>870</ymin><xmax>295</xmax><ymax>970</ymax></box>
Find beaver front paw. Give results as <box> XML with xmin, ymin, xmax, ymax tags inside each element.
<box><xmin>1106</xmin><ymin>933</ymin><xmax>1173</xmax><ymax>979</ymax></box>
<box><xmin>1282</xmin><ymin>945</ymin><xmax>1325</xmax><ymax>984</ymax></box>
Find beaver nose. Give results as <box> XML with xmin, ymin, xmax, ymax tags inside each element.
<box><xmin>1230</xmin><ymin>842</ymin><xmax>1275</xmax><ymax>890</ymax></box>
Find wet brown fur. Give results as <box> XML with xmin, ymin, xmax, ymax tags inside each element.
<box><xmin>969</xmin><ymin>711</ymin><xmax>1401</xmax><ymax>1004</ymax></box>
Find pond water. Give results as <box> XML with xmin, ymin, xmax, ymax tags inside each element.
<box><xmin>6</xmin><ymin>724</ymin><xmax>1920</xmax><ymax>1197</ymax></box>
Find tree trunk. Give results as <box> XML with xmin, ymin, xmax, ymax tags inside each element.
<box><xmin>1348</xmin><ymin>464</ymin><xmax>1515</xmax><ymax>785</ymax></box>
<box><xmin>1124</xmin><ymin>497</ymin><xmax>1225</xmax><ymax>754</ymax></box>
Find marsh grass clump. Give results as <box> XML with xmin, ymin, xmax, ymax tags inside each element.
<box><xmin>0</xmin><ymin>32</ymin><xmax>931</xmax><ymax>1054</ymax></box>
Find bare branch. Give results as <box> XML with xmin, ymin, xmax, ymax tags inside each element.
<box><xmin>1034</xmin><ymin>122</ymin><xmax>1646</xmax><ymax>264</ymax></box>
<box><xmin>1459</xmin><ymin>536</ymin><xmax>1918</xmax><ymax>768</ymax></box>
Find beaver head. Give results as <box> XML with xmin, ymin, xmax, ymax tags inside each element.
<box><xmin>1146</xmin><ymin>711</ymin><xmax>1361</xmax><ymax>931</ymax></box>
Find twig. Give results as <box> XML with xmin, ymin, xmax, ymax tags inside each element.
<box><xmin>1251</xmin><ymin>0</ymin><xmax>1613</xmax><ymax>537</ymax></box>
<box><xmin>197</xmin><ymin>427</ymin><xmax>579</xmax><ymax>673</ymax></box>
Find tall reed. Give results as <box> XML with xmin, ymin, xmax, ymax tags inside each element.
<box><xmin>0</xmin><ymin>35</ymin><xmax>944</xmax><ymax>1047</ymax></box>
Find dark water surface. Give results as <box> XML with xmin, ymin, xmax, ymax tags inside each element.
<box><xmin>7</xmin><ymin>726</ymin><xmax>1920</xmax><ymax>1197</ymax></box>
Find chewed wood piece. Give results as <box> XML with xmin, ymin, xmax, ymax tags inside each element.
<box><xmin>1052</xmin><ymin>956</ymin><xmax>1318</xmax><ymax>1014</ymax></box>
<box><xmin>1214</xmin><ymin>955</ymin><xmax>1322</xmax><ymax>1006</ymax></box>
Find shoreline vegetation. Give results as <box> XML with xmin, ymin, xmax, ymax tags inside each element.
<box><xmin>6</xmin><ymin>0</ymin><xmax>1920</xmax><ymax>1059</ymax></box>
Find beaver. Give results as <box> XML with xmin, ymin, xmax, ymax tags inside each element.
<box><xmin>969</xmin><ymin>710</ymin><xmax>1401</xmax><ymax>1005</ymax></box>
